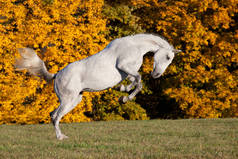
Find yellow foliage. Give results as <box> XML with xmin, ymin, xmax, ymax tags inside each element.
<box><xmin>0</xmin><ymin>0</ymin><xmax>237</xmax><ymax>124</ymax></box>
<box><xmin>0</xmin><ymin>0</ymin><xmax>107</xmax><ymax>124</ymax></box>
<box><xmin>131</xmin><ymin>0</ymin><xmax>238</xmax><ymax>118</ymax></box>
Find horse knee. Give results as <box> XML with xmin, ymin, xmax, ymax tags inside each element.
<box><xmin>120</xmin><ymin>85</ymin><xmax>126</xmax><ymax>91</ymax></box>
<box><xmin>135</xmin><ymin>74</ymin><xmax>141</xmax><ymax>82</ymax></box>
<box><xmin>128</xmin><ymin>75</ymin><xmax>135</xmax><ymax>82</ymax></box>
<box><xmin>119</xmin><ymin>96</ymin><xmax>129</xmax><ymax>104</ymax></box>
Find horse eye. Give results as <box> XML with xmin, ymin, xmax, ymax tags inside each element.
<box><xmin>166</xmin><ymin>55</ymin><xmax>170</xmax><ymax>60</ymax></box>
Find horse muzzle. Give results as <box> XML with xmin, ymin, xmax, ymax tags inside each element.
<box><xmin>151</xmin><ymin>72</ymin><xmax>161</xmax><ymax>79</ymax></box>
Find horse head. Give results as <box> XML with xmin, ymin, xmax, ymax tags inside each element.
<box><xmin>151</xmin><ymin>48</ymin><xmax>181</xmax><ymax>79</ymax></box>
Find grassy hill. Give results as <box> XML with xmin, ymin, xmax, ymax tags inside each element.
<box><xmin>0</xmin><ymin>119</ymin><xmax>237</xmax><ymax>159</ymax></box>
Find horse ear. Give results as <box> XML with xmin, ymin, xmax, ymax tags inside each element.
<box><xmin>173</xmin><ymin>49</ymin><xmax>182</xmax><ymax>54</ymax></box>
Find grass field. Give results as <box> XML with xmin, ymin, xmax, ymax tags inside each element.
<box><xmin>0</xmin><ymin>119</ymin><xmax>237</xmax><ymax>159</ymax></box>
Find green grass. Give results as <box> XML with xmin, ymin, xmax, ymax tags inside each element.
<box><xmin>0</xmin><ymin>119</ymin><xmax>238</xmax><ymax>159</ymax></box>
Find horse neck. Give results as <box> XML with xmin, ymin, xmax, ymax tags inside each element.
<box><xmin>133</xmin><ymin>35</ymin><xmax>168</xmax><ymax>56</ymax></box>
<box><xmin>138</xmin><ymin>42</ymin><xmax>160</xmax><ymax>56</ymax></box>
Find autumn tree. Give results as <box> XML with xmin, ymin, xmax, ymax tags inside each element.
<box><xmin>0</xmin><ymin>0</ymin><xmax>108</xmax><ymax>124</ymax></box>
<box><xmin>129</xmin><ymin>0</ymin><xmax>238</xmax><ymax>118</ymax></box>
<box><xmin>0</xmin><ymin>0</ymin><xmax>237</xmax><ymax>124</ymax></box>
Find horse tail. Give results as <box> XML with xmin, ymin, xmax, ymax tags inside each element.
<box><xmin>15</xmin><ymin>48</ymin><xmax>55</xmax><ymax>82</ymax></box>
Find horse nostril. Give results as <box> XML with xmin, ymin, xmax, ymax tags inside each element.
<box><xmin>152</xmin><ymin>72</ymin><xmax>161</xmax><ymax>78</ymax></box>
<box><xmin>155</xmin><ymin>73</ymin><xmax>160</xmax><ymax>77</ymax></box>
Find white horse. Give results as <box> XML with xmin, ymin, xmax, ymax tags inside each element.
<box><xmin>15</xmin><ymin>34</ymin><xmax>181</xmax><ymax>140</ymax></box>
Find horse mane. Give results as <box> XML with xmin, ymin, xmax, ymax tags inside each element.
<box><xmin>131</xmin><ymin>33</ymin><xmax>174</xmax><ymax>50</ymax></box>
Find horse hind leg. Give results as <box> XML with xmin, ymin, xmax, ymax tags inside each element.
<box><xmin>50</xmin><ymin>108</ymin><xmax>58</xmax><ymax>122</ymax></box>
<box><xmin>51</xmin><ymin>94</ymin><xmax>83</xmax><ymax>140</ymax></box>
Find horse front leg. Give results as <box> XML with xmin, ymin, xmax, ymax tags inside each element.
<box><xmin>118</xmin><ymin>75</ymin><xmax>136</xmax><ymax>92</ymax></box>
<box><xmin>120</xmin><ymin>74</ymin><xmax>142</xmax><ymax>103</ymax></box>
<box><xmin>117</xmin><ymin>66</ymin><xmax>142</xmax><ymax>103</ymax></box>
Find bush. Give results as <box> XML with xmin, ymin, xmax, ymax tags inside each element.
<box><xmin>91</xmin><ymin>89</ymin><xmax>149</xmax><ymax>121</ymax></box>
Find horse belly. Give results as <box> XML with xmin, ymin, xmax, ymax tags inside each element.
<box><xmin>82</xmin><ymin>67</ymin><xmax>125</xmax><ymax>92</ymax></box>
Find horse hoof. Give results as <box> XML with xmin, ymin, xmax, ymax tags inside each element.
<box><xmin>57</xmin><ymin>134</ymin><xmax>69</xmax><ymax>140</ymax></box>
<box><xmin>115</xmin><ymin>85</ymin><xmax>126</xmax><ymax>92</ymax></box>
<box><xmin>119</xmin><ymin>96</ymin><xmax>128</xmax><ymax>104</ymax></box>
<box><xmin>120</xmin><ymin>85</ymin><xmax>126</xmax><ymax>92</ymax></box>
